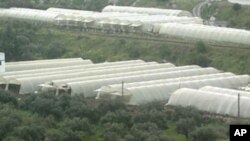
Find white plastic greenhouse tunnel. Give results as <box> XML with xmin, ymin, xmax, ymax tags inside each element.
<box><xmin>158</xmin><ymin>23</ymin><xmax>250</xmax><ymax>47</ymax></box>
<box><xmin>54</xmin><ymin>67</ymin><xmax>220</xmax><ymax>97</ymax></box>
<box><xmin>5</xmin><ymin>62</ymin><xmax>174</xmax><ymax>94</ymax></box>
<box><xmin>167</xmin><ymin>88</ymin><xmax>250</xmax><ymax>118</ymax></box>
<box><xmin>3</xmin><ymin>60</ymin><xmax>145</xmax><ymax>76</ymax></box>
<box><xmin>102</xmin><ymin>5</ymin><xmax>193</xmax><ymax>17</ymax></box>
<box><xmin>96</xmin><ymin>75</ymin><xmax>249</xmax><ymax>105</ymax></box>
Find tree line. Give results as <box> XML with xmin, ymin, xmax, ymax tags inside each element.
<box><xmin>0</xmin><ymin>90</ymin><xmax>231</xmax><ymax>141</ymax></box>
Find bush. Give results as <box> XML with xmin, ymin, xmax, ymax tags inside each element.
<box><xmin>189</xmin><ymin>125</ymin><xmax>227</xmax><ymax>141</ymax></box>
<box><xmin>0</xmin><ymin>90</ymin><xmax>17</xmax><ymax>106</ymax></box>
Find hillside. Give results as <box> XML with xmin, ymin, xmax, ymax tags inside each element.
<box><xmin>201</xmin><ymin>0</ymin><xmax>250</xmax><ymax>29</ymax></box>
<box><xmin>1</xmin><ymin>20</ymin><xmax>250</xmax><ymax>74</ymax></box>
<box><xmin>0</xmin><ymin>1</ymin><xmax>250</xmax><ymax>141</ymax></box>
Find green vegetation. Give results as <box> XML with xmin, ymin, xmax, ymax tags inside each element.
<box><xmin>0</xmin><ymin>1</ymin><xmax>250</xmax><ymax>141</ymax></box>
<box><xmin>201</xmin><ymin>0</ymin><xmax>250</xmax><ymax>29</ymax></box>
<box><xmin>0</xmin><ymin>90</ymin><xmax>233</xmax><ymax>141</ymax></box>
<box><xmin>1</xmin><ymin>21</ymin><xmax>249</xmax><ymax>74</ymax></box>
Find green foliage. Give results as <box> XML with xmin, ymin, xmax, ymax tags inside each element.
<box><xmin>232</xmin><ymin>3</ymin><xmax>241</xmax><ymax>11</ymax></box>
<box><xmin>186</xmin><ymin>41</ymin><xmax>211</xmax><ymax>67</ymax></box>
<box><xmin>0</xmin><ymin>90</ymin><xmax>18</xmax><ymax>106</ymax></box>
<box><xmin>0</xmin><ymin>1</ymin><xmax>249</xmax><ymax>140</ymax></box>
<box><xmin>189</xmin><ymin>125</ymin><xmax>227</xmax><ymax>141</ymax></box>
<box><xmin>202</xmin><ymin>1</ymin><xmax>250</xmax><ymax>29</ymax></box>
<box><xmin>20</xmin><ymin>93</ymin><xmax>63</xmax><ymax>118</ymax></box>
<box><xmin>61</xmin><ymin>117</ymin><xmax>92</xmax><ymax>134</ymax></box>
<box><xmin>12</xmin><ymin>125</ymin><xmax>45</xmax><ymax>141</ymax></box>
<box><xmin>1</xmin><ymin>20</ymin><xmax>250</xmax><ymax>74</ymax></box>
<box><xmin>0</xmin><ymin>92</ymin><xmax>234</xmax><ymax>141</ymax></box>
<box><xmin>176</xmin><ymin>118</ymin><xmax>197</xmax><ymax>139</ymax></box>
<box><xmin>0</xmin><ymin>106</ymin><xmax>22</xmax><ymax>140</ymax></box>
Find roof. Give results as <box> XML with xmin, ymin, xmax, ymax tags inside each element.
<box><xmin>159</xmin><ymin>23</ymin><xmax>250</xmax><ymax>46</ymax></box>
<box><xmin>167</xmin><ymin>87</ymin><xmax>250</xmax><ymax>118</ymax></box>
<box><xmin>102</xmin><ymin>5</ymin><xmax>192</xmax><ymax>17</ymax></box>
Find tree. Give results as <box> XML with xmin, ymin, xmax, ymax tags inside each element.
<box><xmin>176</xmin><ymin>118</ymin><xmax>197</xmax><ymax>139</ymax></box>
<box><xmin>61</xmin><ymin>117</ymin><xmax>92</xmax><ymax>134</ymax></box>
<box><xmin>12</xmin><ymin>125</ymin><xmax>45</xmax><ymax>141</ymax></box>
<box><xmin>232</xmin><ymin>3</ymin><xmax>241</xmax><ymax>12</ymax></box>
<box><xmin>195</xmin><ymin>41</ymin><xmax>207</xmax><ymax>53</ymax></box>
<box><xmin>0</xmin><ymin>90</ymin><xmax>18</xmax><ymax>106</ymax></box>
<box><xmin>189</xmin><ymin>125</ymin><xmax>226</xmax><ymax>141</ymax></box>
<box><xmin>45</xmin><ymin>129</ymin><xmax>64</xmax><ymax>141</ymax></box>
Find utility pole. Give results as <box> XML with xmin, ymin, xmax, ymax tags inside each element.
<box><xmin>238</xmin><ymin>93</ymin><xmax>240</xmax><ymax>120</ymax></box>
<box><xmin>121</xmin><ymin>81</ymin><xmax>124</xmax><ymax>97</ymax></box>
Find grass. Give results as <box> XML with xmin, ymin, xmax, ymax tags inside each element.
<box><xmin>31</xmin><ymin>26</ymin><xmax>250</xmax><ymax>74</ymax></box>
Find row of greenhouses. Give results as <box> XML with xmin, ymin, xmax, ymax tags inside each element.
<box><xmin>0</xmin><ymin>7</ymin><xmax>203</xmax><ymax>32</ymax></box>
<box><xmin>96</xmin><ymin>75</ymin><xmax>249</xmax><ymax>105</ymax></box>
<box><xmin>0</xmin><ymin>58</ymin><xmax>249</xmax><ymax>117</ymax></box>
<box><xmin>167</xmin><ymin>86</ymin><xmax>250</xmax><ymax>118</ymax></box>
<box><xmin>1</xmin><ymin>6</ymin><xmax>250</xmax><ymax>47</ymax></box>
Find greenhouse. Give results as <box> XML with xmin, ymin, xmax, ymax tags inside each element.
<box><xmin>0</xmin><ymin>8</ymin><xmax>62</xmax><ymax>23</ymax></box>
<box><xmin>3</xmin><ymin>62</ymin><xmax>154</xmax><ymax>80</ymax></box>
<box><xmin>2</xmin><ymin>60</ymin><xmax>146</xmax><ymax>76</ymax></box>
<box><xmin>96</xmin><ymin>72</ymin><xmax>235</xmax><ymax>95</ymax></box>
<box><xmin>158</xmin><ymin>23</ymin><xmax>250</xmax><ymax>46</ymax></box>
<box><xmin>55</xmin><ymin>67</ymin><xmax>219</xmax><ymax>97</ymax></box>
<box><xmin>93</xmin><ymin>16</ymin><xmax>203</xmax><ymax>33</ymax></box>
<box><xmin>5</xmin><ymin>58</ymin><xmax>84</xmax><ymax>65</ymax></box>
<box><xmin>3</xmin><ymin>62</ymin><xmax>160</xmax><ymax>84</ymax></box>
<box><xmin>96</xmin><ymin>75</ymin><xmax>249</xmax><ymax>105</ymax></box>
<box><xmin>6</xmin><ymin>62</ymin><xmax>174</xmax><ymax>94</ymax></box>
<box><xmin>167</xmin><ymin>88</ymin><xmax>250</xmax><ymax>118</ymax></box>
<box><xmin>5</xmin><ymin>59</ymin><xmax>92</xmax><ymax>72</ymax></box>
<box><xmin>47</xmin><ymin>7</ymin><xmax>97</xmax><ymax>15</ymax></box>
<box><xmin>199</xmin><ymin>86</ymin><xmax>250</xmax><ymax>97</ymax></box>
<box><xmin>42</xmin><ymin>63</ymin><xmax>175</xmax><ymax>87</ymax></box>
<box><xmin>102</xmin><ymin>6</ymin><xmax>192</xmax><ymax>17</ymax></box>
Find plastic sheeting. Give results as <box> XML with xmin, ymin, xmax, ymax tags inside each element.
<box><xmin>0</xmin><ymin>8</ymin><xmax>62</xmax><ymax>23</ymax></box>
<box><xmin>200</xmin><ymin>86</ymin><xmax>250</xmax><ymax>97</ymax></box>
<box><xmin>58</xmin><ymin>67</ymin><xmax>219</xmax><ymax>97</ymax></box>
<box><xmin>42</xmin><ymin>63</ymin><xmax>175</xmax><ymax>87</ymax></box>
<box><xmin>96</xmin><ymin>72</ymin><xmax>235</xmax><ymax>96</ymax></box>
<box><xmin>3</xmin><ymin>60</ymin><xmax>145</xmax><ymax>76</ymax></box>
<box><xmin>7</xmin><ymin>62</ymin><xmax>174</xmax><ymax>94</ymax></box>
<box><xmin>167</xmin><ymin>88</ymin><xmax>250</xmax><ymax>118</ymax></box>
<box><xmin>3</xmin><ymin>61</ymin><xmax>150</xmax><ymax>78</ymax></box>
<box><xmin>47</xmin><ymin>7</ymin><xmax>97</xmax><ymax>15</ymax></box>
<box><xmin>159</xmin><ymin>23</ymin><xmax>250</xmax><ymax>46</ymax></box>
<box><xmin>5</xmin><ymin>59</ymin><xmax>93</xmax><ymax>72</ymax></box>
<box><xmin>102</xmin><ymin>6</ymin><xmax>192</xmax><ymax>17</ymax></box>
<box><xmin>111</xmin><ymin>75</ymin><xmax>249</xmax><ymax>105</ymax></box>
